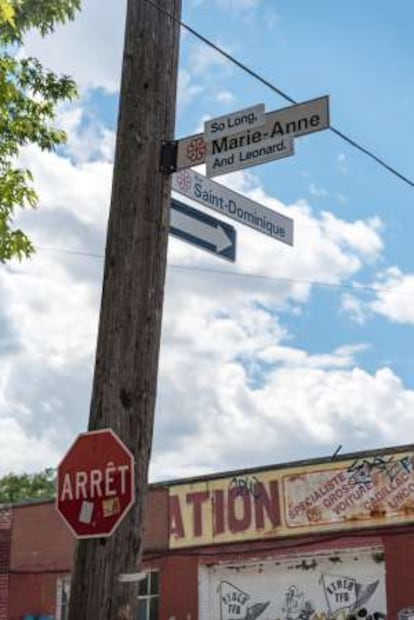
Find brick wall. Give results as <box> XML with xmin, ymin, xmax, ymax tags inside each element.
<box><xmin>7</xmin><ymin>489</ymin><xmax>169</xmax><ymax>619</ymax></box>
<box><xmin>11</xmin><ymin>502</ymin><xmax>74</xmax><ymax>573</ymax></box>
<box><xmin>383</xmin><ymin>530</ymin><xmax>414</xmax><ymax>619</ymax></box>
<box><xmin>0</xmin><ymin>508</ymin><xmax>12</xmax><ymax>620</ymax></box>
<box><xmin>144</xmin><ymin>487</ymin><xmax>169</xmax><ymax>552</ymax></box>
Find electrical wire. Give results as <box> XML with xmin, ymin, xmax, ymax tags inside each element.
<box><xmin>143</xmin><ymin>0</ymin><xmax>414</xmax><ymax>188</ymax></box>
<box><xmin>37</xmin><ymin>245</ymin><xmax>414</xmax><ymax>298</ymax></box>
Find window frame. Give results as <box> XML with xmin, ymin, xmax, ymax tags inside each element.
<box><xmin>137</xmin><ymin>570</ymin><xmax>160</xmax><ymax>620</ymax></box>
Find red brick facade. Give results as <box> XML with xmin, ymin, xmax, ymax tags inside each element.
<box><xmin>3</xmin><ymin>449</ymin><xmax>414</xmax><ymax>619</ymax></box>
<box><xmin>0</xmin><ymin>509</ymin><xmax>12</xmax><ymax>620</ymax></box>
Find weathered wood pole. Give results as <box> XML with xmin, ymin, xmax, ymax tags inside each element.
<box><xmin>67</xmin><ymin>0</ymin><xmax>181</xmax><ymax>617</ymax></box>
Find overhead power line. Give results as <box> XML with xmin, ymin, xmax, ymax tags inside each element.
<box><xmin>143</xmin><ymin>0</ymin><xmax>414</xmax><ymax>188</ymax></box>
<box><xmin>37</xmin><ymin>246</ymin><xmax>414</xmax><ymax>298</ymax></box>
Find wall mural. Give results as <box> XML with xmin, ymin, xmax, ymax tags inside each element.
<box><xmin>199</xmin><ymin>549</ymin><xmax>387</xmax><ymax>620</ymax></box>
<box><xmin>219</xmin><ymin>581</ymin><xmax>270</xmax><ymax>620</ymax></box>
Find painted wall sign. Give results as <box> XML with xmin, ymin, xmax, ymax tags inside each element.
<box><xmin>169</xmin><ymin>474</ymin><xmax>280</xmax><ymax>548</ymax></box>
<box><xmin>169</xmin><ymin>448</ymin><xmax>414</xmax><ymax>549</ymax></box>
<box><xmin>204</xmin><ymin>103</ymin><xmax>265</xmax><ymax>141</ymax></box>
<box><xmin>175</xmin><ymin>96</ymin><xmax>329</xmax><ymax>171</ymax></box>
<box><xmin>199</xmin><ymin>549</ymin><xmax>387</xmax><ymax>620</ymax></box>
<box><xmin>172</xmin><ymin>169</ymin><xmax>294</xmax><ymax>246</ymax></box>
<box><xmin>284</xmin><ymin>452</ymin><xmax>414</xmax><ymax>529</ymax></box>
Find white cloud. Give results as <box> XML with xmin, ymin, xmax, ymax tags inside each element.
<box><xmin>152</xmin><ymin>311</ymin><xmax>414</xmax><ymax>479</ymax></box>
<box><xmin>0</xmin><ymin>416</ymin><xmax>61</xmax><ymax>474</ymax></box>
<box><xmin>337</xmin><ymin>152</ymin><xmax>348</xmax><ymax>174</ymax></box>
<box><xmin>57</xmin><ymin>104</ymin><xmax>116</xmax><ymax>163</ymax></box>
<box><xmin>1</xmin><ymin>258</ymin><xmax>99</xmax><ymax>368</ymax></box>
<box><xmin>258</xmin><ymin>343</ymin><xmax>370</xmax><ymax>370</ymax></box>
<box><xmin>177</xmin><ymin>69</ymin><xmax>204</xmax><ymax>107</ymax></box>
<box><xmin>189</xmin><ymin>42</ymin><xmax>231</xmax><ymax>77</ymax></box>
<box><xmin>216</xmin><ymin>90</ymin><xmax>236</xmax><ymax>105</ymax></box>
<box><xmin>371</xmin><ymin>268</ymin><xmax>414</xmax><ymax>324</ymax></box>
<box><xmin>192</xmin><ymin>0</ymin><xmax>264</xmax><ymax>12</ymax></box>
<box><xmin>319</xmin><ymin>212</ymin><xmax>383</xmax><ymax>262</ymax></box>
<box><xmin>19</xmin><ymin>143</ymin><xmax>112</xmax><ymax>230</ymax></box>
<box><xmin>341</xmin><ymin>267</ymin><xmax>414</xmax><ymax>326</ymax></box>
<box><xmin>23</xmin><ymin>0</ymin><xmax>126</xmax><ymax>93</ymax></box>
<box><xmin>341</xmin><ymin>293</ymin><xmax>368</xmax><ymax>324</ymax></box>
<box><xmin>0</xmin><ymin>86</ymin><xmax>402</xmax><ymax>482</ymax></box>
<box><xmin>309</xmin><ymin>182</ymin><xmax>329</xmax><ymax>197</ymax></box>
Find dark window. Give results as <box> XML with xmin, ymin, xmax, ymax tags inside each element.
<box><xmin>137</xmin><ymin>571</ymin><xmax>160</xmax><ymax>620</ymax></box>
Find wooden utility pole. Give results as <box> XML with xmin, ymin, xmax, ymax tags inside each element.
<box><xmin>67</xmin><ymin>0</ymin><xmax>181</xmax><ymax>618</ymax></box>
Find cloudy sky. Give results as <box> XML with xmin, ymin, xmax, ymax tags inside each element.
<box><xmin>1</xmin><ymin>0</ymin><xmax>414</xmax><ymax>481</ymax></box>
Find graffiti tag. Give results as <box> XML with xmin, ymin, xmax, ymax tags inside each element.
<box><xmin>347</xmin><ymin>454</ymin><xmax>414</xmax><ymax>486</ymax></box>
<box><xmin>229</xmin><ymin>475</ymin><xmax>262</xmax><ymax>499</ymax></box>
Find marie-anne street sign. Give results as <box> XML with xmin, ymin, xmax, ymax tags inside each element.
<box><xmin>206</xmin><ymin>134</ymin><xmax>294</xmax><ymax>178</ymax></box>
<box><xmin>172</xmin><ymin>169</ymin><xmax>294</xmax><ymax>246</ymax></box>
<box><xmin>174</xmin><ymin>95</ymin><xmax>329</xmax><ymax>172</ymax></box>
<box><xmin>170</xmin><ymin>198</ymin><xmax>236</xmax><ymax>262</ymax></box>
<box><xmin>204</xmin><ymin>102</ymin><xmax>265</xmax><ymax>141</ymax></box>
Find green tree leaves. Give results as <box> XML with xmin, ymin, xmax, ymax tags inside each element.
<box><xmin>0</xmin><ymin>0</ymin><xmax>81</xmax><ymax>44</ymax></box>
<box><xmin>0</xmin><ymin>0</ymin><xmax>15</xmax><ymax>28</ymax></box>
<box><xmin>0</xmin><ymin>0</ymin><xmax>80</xmax><ymax>262</ymax></box>
<box><xmin>0</xmin><ymin>467</ymin><xmax>56</xmax><ymax>503</ymax></box>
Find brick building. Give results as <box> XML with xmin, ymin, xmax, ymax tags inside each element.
<box><xmin>2</xmin><ymin>444</ymin><xmax>414</xmax><ymax>620</ymax></box>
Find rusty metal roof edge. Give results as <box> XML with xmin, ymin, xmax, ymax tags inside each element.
<box><xmin>150</xmin><ymin>441</ymin><xmax>414</xmax><ymax>488</ymax></box>
<box><xmin>2</xmin><ymin>441</ymin><xmax>414</xmax><ymax>509</ymax></box>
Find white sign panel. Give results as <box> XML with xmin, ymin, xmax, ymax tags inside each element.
<box><xmin>175</xmin><ymin>95</ymin><xmax>329</xmax><ymax>171</ymax></box>
<box><xmin>206</xmin><ymin>135</ymin><xmax>294</xmax><ymax>177</ymax></box>
<box><xmin>172</xmin><ymin>169</ymin><xmax>294</xmax><ymax>246</ymax></box>
<box><xmin>204</xmin><ymin>103</ymin><xmax>265</xmax><ymax>141</ymax></box>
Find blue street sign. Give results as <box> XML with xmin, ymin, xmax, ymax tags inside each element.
<box><xmin>170</xmin><ymin>198</ymin><xmax>236</xmax><ymax>262</ymax></box>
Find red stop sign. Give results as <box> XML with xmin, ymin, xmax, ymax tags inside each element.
<box><xmin>56</xmin><ymin>429</ymin><xmax>135</xmax><ymax>539</ymax></box>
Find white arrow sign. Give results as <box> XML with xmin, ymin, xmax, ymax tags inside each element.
<box><xmin>172</xmin><ymin>169</ymin><xmax>294</xmax><ymax>246</ymax></box>
<box><xmin>170</xmin><ymin>199</ymin><xmax>236</xmax><ymax>262</ymax></box>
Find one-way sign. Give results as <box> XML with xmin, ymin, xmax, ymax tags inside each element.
<box><xmin>170</xmin><ymin>198</ymin><xmax>236</xmax><ymax>262</ymax></box>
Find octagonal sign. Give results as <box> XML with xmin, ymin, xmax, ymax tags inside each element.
<box><xmin>56</xmin><ymin>429</ymin><xmax>135</xmax><ymax>539</ymax></box>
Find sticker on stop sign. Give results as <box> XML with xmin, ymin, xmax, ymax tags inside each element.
<box><xmin>56</xmin><ymin>429</ymin><xmax>135</xmax><ymax>539</ymax></box>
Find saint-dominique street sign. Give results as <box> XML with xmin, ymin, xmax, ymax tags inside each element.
<box><xmin>172</xmin><ymin>169</ymin><xmax>294</xmax><ymax>246</ymax></box>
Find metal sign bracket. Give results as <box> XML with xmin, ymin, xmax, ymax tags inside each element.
<box><xmin>160</xmin><ymin>140</ymin><xmax>178</xmax><ymax>174</ymax></box>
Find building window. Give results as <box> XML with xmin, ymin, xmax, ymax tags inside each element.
<box><xmin>137</xmin><ymin>571</ymin><xmax>159</xmax><ymax>620</ymax></box>
<box><xmin>55</xmin><ymin>570</ymin><xmax>159</xmax><ymax>620</ymax></box>
<box><xmin>56</xmin><ymin>575</ymin><xmax>71</xmax><ymax>620</ymax></box>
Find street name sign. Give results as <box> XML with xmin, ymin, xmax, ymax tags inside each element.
<box><xmin>204</xmin><ymin>103</ymin><xmax>265</xmax><ymax>141</ymax></box>
<box><xmin>206</xmin><ymin>134</ymin><xmax>294</xmax><ymax>177</ymax></box>
<box><xmin>175</xmin><ymin>95</ymin><xmax>329</xmax><ymax>171</ymax></box>
<box><xmin>172</xmin><ymin>169</ymin><xmax>294</xmax><ymax>246</ymax></box>
<box><xmin>56</xmin><ymin>428</ymin><xmax>135</xmax><ymax>539</ymax></box>
<box><xmin>170</xmin><ymin>198</ymin><xmax>236</xmax><ymax>262</ymax></box>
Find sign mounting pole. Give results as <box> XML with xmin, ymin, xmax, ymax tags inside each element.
<box><xmin>67</xmin><ymin>1</ymin><xmax>182</xmax><ymax>619</ymax></box>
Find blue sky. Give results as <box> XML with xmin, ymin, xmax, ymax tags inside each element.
<box><xmin>1</xmin><ymin>0</ymin><xmax>413</xmax><ymax>479</ymax></box>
